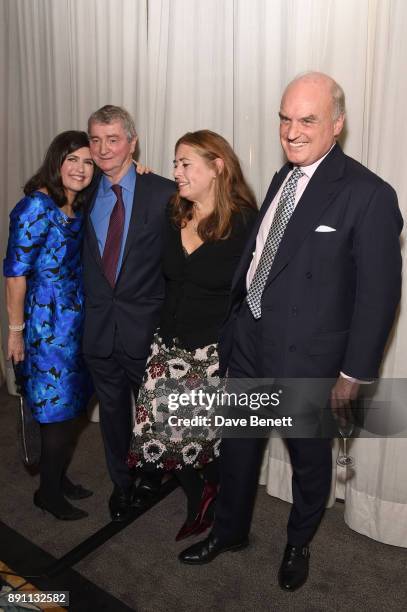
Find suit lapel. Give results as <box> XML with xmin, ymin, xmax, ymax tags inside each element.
<box><xmin>84</xmin><ymin>178</ymin><xmax>104</xmax><ymax>270</ymax></box>
<box><xmin>119</xmin><ymin>173</ymin><xmax>151</xmax><ymax>270</ymax></box>
<box><xmin>264</xmin><ymin>145</ymin><xmax>346</xmax><ymax>287</ymax></box>
<box><xmin>85</xmin><ymin>172</ymin><xmax>151</xmax><ymax>285</ymax></box>
<box><xmin>230</xmin><ymin>166</ymin><xmax>290</xmax><ymax>298</ymax></box>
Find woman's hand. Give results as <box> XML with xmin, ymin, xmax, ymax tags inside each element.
<box><xmin>6</xmin><ymin>276</ymin><xmax>27</xmax><ymax>364</ymax></box>
<box><xmin>134</xmin><ymin>160</ymin><xmax>153</xmax><ymax>175</ymax></box>
<box><xmin>8</xmin><ymin>331</ymin><xmax>25</xmax><ymax>364</ymax></box>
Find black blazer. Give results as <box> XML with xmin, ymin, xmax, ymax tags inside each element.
<box><xmin>82</xmin><ymin>172</ymin><xmax>175</xmax><ymax>358</ymax></box>
<box><xmin>219</xmin><ymin>144</ymin><xmax>403</xmax><ymax>379</ymax></box>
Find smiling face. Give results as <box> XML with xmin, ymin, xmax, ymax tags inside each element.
<box><xmin>88</xmin><ymin>120</ymin><xmax>137</xmax><ymax>183</ymax></box>
<box><xmin>279</xmin><ymin>76</ymin><xmax>344</xmax><ymax>167</ymax></box>
<box><xmin>173</xmin><ymin>144</ymin><xmax>217</xmax><ymax>205</ymax></box>
<box><xmin>60</xmin><ymin>146</ymin><xmax>94</xmax><ymax>201</ymax></box>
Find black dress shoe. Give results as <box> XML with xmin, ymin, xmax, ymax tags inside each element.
<box><xmin>33</xmin><ymin>490</ymin><xmax>88</xmax><ymax>521</ymax></box>
<box><xmin>278</xmin><ymin>544</ymin><xmax>310</xmax><ymax>591</ymax></box>
<box><xmin>132</xmin><ymin>476</ymin><xmax>162</xmax><ymax>508</ymax></box>
<box><xmin>109</xmin><ymin>485</ymin><xmax>134</xmax><ymax>522</ymax></box>
<box><xmin>62</xmin><ymin>477</ymin><xmax>93</xmax><ymax>500</ymax></box>
<box><xmin>179</xmin><ymin>533</ymin><xmax>249</xmax><ymax>565</ymax></box>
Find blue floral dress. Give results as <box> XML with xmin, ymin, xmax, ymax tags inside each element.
<box><xmin>3</xmin><ymin>191</ymin><xmax>92</xmax><ymax>423</ymax></box>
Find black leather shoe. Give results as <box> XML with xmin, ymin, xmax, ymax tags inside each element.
<box><xmin>33</xmin><ymin>490</ymin><xmax>88</xmax><ymax>521</ymax></box>
<box><xmin>278</xmin><ymin>544</ymin><xmax>310</xmax><ymax>591</ymax></box>
<box><xmin>62</xmin><ymin>478</ymin><xmax>93</xmax><ymax>500</ymax></box>
<box><xmin>132</xmin><ymin>476</ymin><xmax>162</xmax><ymax>508</ymax></box>
<box><xmin>179</xmin><ymin>533</ymin><xmax>249</xmax><ymax>565</ymax></box>
<box><xmin>109</xmin><ymin>486</ymin><xmax>133</xmax><ymax>522</ymax></box>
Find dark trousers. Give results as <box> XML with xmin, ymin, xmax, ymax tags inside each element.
<box><xmin>213</xmin><ymin>302</ymin><xmax>332</xmax><ymax>546</ymax></box>
<box><xmin>85</xmin><ymin>330</ymin><xmax>147</xmax><ymax>490</ymax></box>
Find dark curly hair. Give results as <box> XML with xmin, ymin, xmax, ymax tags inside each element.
<box><xmin>24</xmin><ymin>130</ymin><xmax>93</xmax><ymax>209</ymax></box>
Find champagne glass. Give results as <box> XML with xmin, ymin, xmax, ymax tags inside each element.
<box><xmin>336</xmin><ymin>406</ymin><xmax>355</xmax><ymax>467</ymax></box>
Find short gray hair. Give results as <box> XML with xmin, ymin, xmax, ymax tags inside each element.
<box><xmin>330</xmin><ymin>80</ymin><xmax>346</xmax><ymax>120</ymax></box>
<box><xmin>88</xmin><ymin>105</ymin><xmax>137</xmax><ymax>142</ymax></box>
<box><xmin>288</xmin><ymin>71</ymin><xmax>346</xmax><ymax>120</ymax></box>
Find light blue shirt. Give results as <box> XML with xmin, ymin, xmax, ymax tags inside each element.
<box><xmin>91</xmin><ymin>164</ymin><xmax>136</xmax><ymax>279</ymax></box>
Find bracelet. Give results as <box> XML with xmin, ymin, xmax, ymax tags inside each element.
<box><xmin>9</xmin><ymin>323</ymin><xmax>25</xmax><ymax>332</ymax></box>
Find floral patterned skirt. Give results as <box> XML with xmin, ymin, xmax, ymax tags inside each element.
<box><xmin>127</xmin><ymin>334</ymin><xmax>221</xmax><ymax>472</ymax></box>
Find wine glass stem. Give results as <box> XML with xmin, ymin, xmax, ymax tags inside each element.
<box><xmin>343</xmin><ymin>437</ymin><xmax>347</xmax><ymax>457</ymax></box>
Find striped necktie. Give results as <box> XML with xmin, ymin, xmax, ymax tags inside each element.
<box><xmin>247</xmin><ymin>167</ymin><xmax>304</xmax><ymax>319</ymax></box>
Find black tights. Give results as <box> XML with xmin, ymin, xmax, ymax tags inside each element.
<box><xmin>38</xmin><ymin>418</ymin><xmax>78</xmax><ymax>506</ymax></box>
<box><xmin>175</xmin><ymin>461</ymin><xmax>219</xmax><ymax>521</ymax></box>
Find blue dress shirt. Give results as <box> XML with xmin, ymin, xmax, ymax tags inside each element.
<box><xmin>91</xmin><ymin>164</ymin><xmax>136</xmax><ymax>280</ymax></box>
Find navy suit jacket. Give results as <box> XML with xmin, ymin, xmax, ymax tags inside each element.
<box><xmin>82</xmin><ymin>171</ymin><xmax>174</xmax><ymax>358</ymax></box>
<box><xmin>219</xmin><ymin>144</ymin><xmax>403</xmax><ymax>379</ymax></box>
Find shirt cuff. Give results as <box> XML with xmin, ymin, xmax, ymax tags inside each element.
<box><xmin>340</xmin><ymin>372</ymin><xmax>375</xmax><ymax>385</ymax></box>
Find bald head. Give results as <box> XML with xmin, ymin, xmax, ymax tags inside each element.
<box><xmin>279</xmin><ymin>72</ymin><xmax>345</xmax><ymax>167</ymax></box>
<box><xmin>284</xmin><ymin>72</ymin><xmax>346</xmax><ymax>120</ymax></box>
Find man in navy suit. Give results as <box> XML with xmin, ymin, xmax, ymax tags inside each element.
<box><xmin>179</xmin><ymin>73</ymin><xmax>403</xmax><ymax>589</ymax></box>
<box><xmin>82</xmin><ymin>105</ymin><xmax>174</xmax><ymax>521</ymax></box>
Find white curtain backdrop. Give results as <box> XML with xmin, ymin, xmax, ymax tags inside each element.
<box><xmin>0</xmin><ymin>0</ymin><xmax>406</xmax><ymax>546</ymax></box>
<box><xmin>146</xmin><ymin>0</ymin><xmax>235</xmax><ymax>176</ymax></box>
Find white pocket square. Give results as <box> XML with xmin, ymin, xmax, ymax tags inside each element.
<box><xmin>315</xmin><ymin>225</ymin><xmax>336</xmax><ymax>232</ymax></box>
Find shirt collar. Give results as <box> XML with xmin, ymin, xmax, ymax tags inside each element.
<box><xmin>101</xmin><ymin>163</ymin><xmax>136</xmax><ymax>195</ymax></box>
<box><xmin>295</xmin><ymin>142</ymin><xmax>336</xmax><ymax>179</ymax></box>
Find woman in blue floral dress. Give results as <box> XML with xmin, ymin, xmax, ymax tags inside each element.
<box><xmin>4</xmin><ymin>131</ymin><xmax>94</xmax><ymax>520</ymax></box>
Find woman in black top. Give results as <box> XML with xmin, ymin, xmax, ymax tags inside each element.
<box><xmin>128</xmin><ymin>130</ymin><xmax>257</xmax><ymax>541</ymax></box>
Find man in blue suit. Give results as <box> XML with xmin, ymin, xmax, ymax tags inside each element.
<box><xmin>179</xmin><ymin>73</ymin><xmax>403</xmax><ymax>590</ymax></box>
<box><xmin>82</xmin><ymin>106</ymin><xmax>174</xmax><ymax>521</ymax></box>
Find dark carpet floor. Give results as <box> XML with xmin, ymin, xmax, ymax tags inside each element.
<box><xmin>1</xmin><ymin>384</ymin><xmax>406</xmax><ymax>612</ymax></box>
